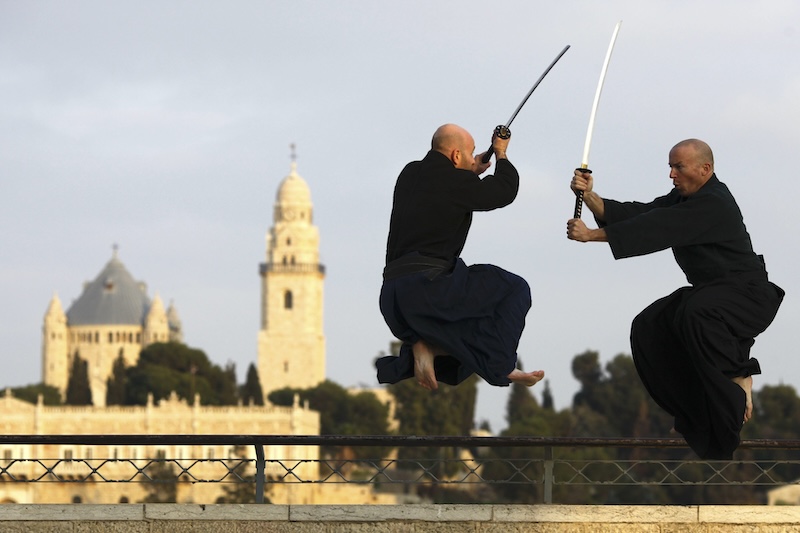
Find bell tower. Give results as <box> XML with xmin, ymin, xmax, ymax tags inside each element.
<box><xmin>257</xmin><ymin>152</ymin><xmax>326</xmax><ymax>399</ymax></box>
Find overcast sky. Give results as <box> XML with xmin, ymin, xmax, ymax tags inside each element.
<box><xmin>1</xmin><ymin>1</ymin><xmax>798</xmax><ymax>433</ymax></box>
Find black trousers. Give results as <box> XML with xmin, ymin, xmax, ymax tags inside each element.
<box><xmin>377</xmin><ymin>258</ymin><xmax>531</xmax><ymax>387</ymax></box>
<box><xmin>631</xmin><ymin>272</ymin><xmax>784</xmax><ymax>459</ymax></box>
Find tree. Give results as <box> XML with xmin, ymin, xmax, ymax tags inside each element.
<box><xmin>239</xmin><ymin>363</ymin><xmax>264</xmax><ymax>406</ymax></box>
<box><xmin>269</xmin><ymin>380</ymin><xmax>391</xmax><ymax>459</ymax></box>
<box><xmin>123</xmin><ymin>342</ymin><xmax>238</xmax><ymax>406</ymax></box>
<box><xmin>387</xmin><ymin>374</ymin><xmax>479</xmax><ymax>485</ymax></box>
<box><xmin>65</xmin><ymin>352</ymin><xmax>92</xmax><ymax>405</ymax></box>
<box><xmin>541</xmin><ymin>379</ymin><xmax>554</xmax><ymax>411</ymax></box>
<box><xmin>506</xmin><ymin>379</ymin><xmax>539</xmax><ymax>425</ymax></box>
<box><xmin>11</xmin><ymin>383</ymin><xmax>62</xmax><ymax>405</ymax></box>
<box><xmin>105</xmin><ymin>350</ymin><xmax>127</xmax><ymax>406</ymax></box>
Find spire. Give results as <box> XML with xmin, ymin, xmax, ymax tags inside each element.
<box><xmin>44</xmin><ymin>292</ymin><xmax>66</xmax><ymax>321</ymax></box>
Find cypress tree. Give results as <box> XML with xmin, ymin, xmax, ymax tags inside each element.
<box><xmin>65</xmin><ymin>352</ymin><xmax>92</xmax><ymax>405</ymax></box>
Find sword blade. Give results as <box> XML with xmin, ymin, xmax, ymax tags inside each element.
<box><xmin>505</xmin><ymin>44</ymin><xmax>571</xmax><ymax>128</ymax></box>
<box><xmin>581</xmin><ymin>21</ymin><xmax>622</xmax><ymax>168</ymax></box>
<box><xmin>481</xmin><ymin>45</ymin><xmax>571</xmax><ymax>163</ymax></box>
<box><xmin>574</xmin><ymin>21</ymin><xmax>622</xmax><ymax>219</ymax></box>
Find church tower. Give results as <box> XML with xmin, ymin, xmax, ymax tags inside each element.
<box><xmin>257</xmin><ymin>157</ymin><xmax>326</xmax><ymax>399</ymax></box>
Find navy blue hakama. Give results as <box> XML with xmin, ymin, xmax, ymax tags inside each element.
<box><xmin>377</xmin><ymin>258</ymin><xmax>531</xmax><ymax>387</ymax></box>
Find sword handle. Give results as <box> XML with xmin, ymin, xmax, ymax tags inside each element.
<box><xmin>480</xmin><ymin>125</ymin><xmax>511</xmax><ymax>164</ymax></box>
<box><xmin>573</xmin><ymin>167</ymin><xmax>592</xmax><ymax>218</ymax></box>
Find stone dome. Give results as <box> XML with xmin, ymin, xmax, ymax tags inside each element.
<box><xmin>276</xmin><ymin>162</ymin><xmax>312</xmax><ymax>205</ymax></box>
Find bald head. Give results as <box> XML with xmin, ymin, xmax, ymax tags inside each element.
<box><xmin>668</xmin><ymin>138</ymin><xmax>715</xmax><ymax>196</ymax></box>
<box><xmin>431</xmin><ymin>123</ymin><xmax>476</xmax><ymax>171</ymax></box>
<box><xmin>432</xmin><ymin>124</ymin><xmax>471</xmax><ymax>152</ymax></box>
<box><xmin>672</xmin><ymin>138</ymin><xmax>714</xmax><ymax>169</ymax></box>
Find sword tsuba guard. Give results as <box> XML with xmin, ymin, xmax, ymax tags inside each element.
<box><xmin>495</xmin><ymin>125</ymin><xmax>511</xmax><ymax>139</ymax></box>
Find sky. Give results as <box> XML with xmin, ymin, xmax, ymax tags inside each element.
<box><xmin>1</xmin><ymin>0</ymin><xmax>798</xmax><ymax>434</ymax></box>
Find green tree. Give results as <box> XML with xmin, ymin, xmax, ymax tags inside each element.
<box><xmin>65</xmin><ymin>352</ymin><xmax>92</xmax><ymax>405</ymax></box>
<box><xmin>124</xmin><ymin>342</ymin><xmax>237</xmax><ymax>406</ymax></box>
<box><xmin>105</xmin><ymin>350</ymin><xmax>127</xmax><ymax>406</ymax></box>
<box><xmin>269</xmin><ymin>380</ymin><xmax>391</xmax><ymax>459</ymax></box>
<box><xmin>240</xmin><ymin>363</ymin><xmax>264</xmax><ymax>406</ymax></box>
<box><xmin>10</xmin><ymin>383</ymin><xmax>62</xmax><ymax>405</ymax></box>
<box><xmin>541</xmin><ymin>379</ymin><xmax>554</xmax><ymax>411</ymax></box>
<box><xmin>386</xmin><ymin>374</ymin><xmax>478</xmax><ymax>487</ymax></box>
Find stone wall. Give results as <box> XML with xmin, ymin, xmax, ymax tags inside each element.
<box><xmin>2</xmin><ymin>504</ymin><xmax>800</xmax><ymax>532</ymax></box>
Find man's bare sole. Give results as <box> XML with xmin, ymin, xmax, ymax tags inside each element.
<box><xmin>508</xmin><ymin>369</ymin><xmax>545</xmax><ymax>387</ymax></box>
<box><xmin>412</xmin><ymin>340</ymin><xmax>438</xmax><ymax>391</ymax></box>
<box><xmin>732</xmin><ymin>375</ymin><xmax>753</xmax><ymax>423</ymax></box>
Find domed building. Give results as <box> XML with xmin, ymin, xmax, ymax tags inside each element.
<box><xmin>41</xmin><ymin>248</ymin><xmax>182</xmax><ymax>406</ymax></box>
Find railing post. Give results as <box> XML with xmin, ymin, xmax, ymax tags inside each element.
<box><xmin>543</xmin><ymin>445</ymin><xmax>553</xmax><ymax>504</ymax></box>
<box><xmin>254</xmin><ymin>444</ymin><xmax>266</xmax><ymax>504</ymax></box>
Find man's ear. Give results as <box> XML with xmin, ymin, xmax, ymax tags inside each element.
<box><xmin>450</xmin><ymin>149</ymin><xmax>461</xmax><ymax>166</ymax></box>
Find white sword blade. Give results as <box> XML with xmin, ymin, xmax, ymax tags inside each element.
<box><xmin>581</xmin><ymin>20</ymin><xmax>622</xmax><ymax>168</ymax></box>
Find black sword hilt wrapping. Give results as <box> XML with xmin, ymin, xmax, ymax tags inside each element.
<box><xmin>572</xmin><ymin>167</ymin><xmax>592</xmax><ymax>219</ymax></box>
<box><xmin>480</xmin><ymin>125</ymin><xmax>512</xmax><ymax>163</ymax></box>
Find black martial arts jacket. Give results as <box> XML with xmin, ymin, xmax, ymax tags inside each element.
<box><xmin>599</xmin><ymin>174</ymin><xmax>765</xmax><ymax>284</ymax></box>
<box><xmin>384</xmin><ymin>150</ymin><xmax>519</xmax><ymax>265</ymax></box>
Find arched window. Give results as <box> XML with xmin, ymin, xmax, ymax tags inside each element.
<box><xmin>284</xmin><ymin>290</ymin><xmax>293</xmax><ymax>310</ymax></box>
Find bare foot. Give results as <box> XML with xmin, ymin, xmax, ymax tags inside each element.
<box><xmin>508</xmin><ymin>369</ymin><xmax>545</xmax><ymax>387</ymax></box>
<box><xmin>412</xmin><ymin>340</ymin><xmax>438</xmax><ymax>391</ymax></box>
<box><xmin>731</xmin><ymin>375</ymin><xmax>753</xmax><ymax>423</ymax></box>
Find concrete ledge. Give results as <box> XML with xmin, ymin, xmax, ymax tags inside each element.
<box><xmin>0</xmin><ymin>504</ymin><xmax>798</xmax><ymax>532</ymax></box>
<box><xmin>145</xmin><ymin>503</ymin><xmax>289</xmax><ymax>521</ymax></box>
<box><xmin>493</xmin><ymin>504</ymin><xmax>699</xmax><ymax>523</ymax></box>
<box><xmin>0</xmin><ymin>504</ymin><xmax>145</xmax><ymax>521</ymax></box>
<box><xmin>699</xmin><ymin>505</ymin><xmax>800</xmax><ymax>523</ymax></box>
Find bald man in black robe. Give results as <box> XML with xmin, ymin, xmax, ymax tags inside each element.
<box><xmin>377</xmin><ymin>124</ymin><xmax>544</xmax><ymax>391</ymax></box>
<box><xmin>567</xmin><ymin>139</ymin><xmax>784</xmax><ymax>459</ymax></box>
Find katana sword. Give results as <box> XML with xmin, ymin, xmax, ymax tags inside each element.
<box><xmin>481</xmin><ymin>44</ymin><xmax>571</xmax><ymax>163</ymax></box>
<box><xmin>573</xmin><ymin>21</ymin><xmax>622</xmax><ymax>218</ymax></box>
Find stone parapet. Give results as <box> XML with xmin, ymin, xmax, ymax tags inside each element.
<box><xmin>1</xmin><ymin>504</ymin><xmax>800</xmax><ymax>531</ymax></box>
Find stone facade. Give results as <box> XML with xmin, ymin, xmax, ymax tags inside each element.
<box><xmin>257</xmin><ymin>162</ymin><xmax>326</xmax><ymax>397</ymax></box>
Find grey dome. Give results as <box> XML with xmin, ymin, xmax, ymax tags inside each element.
<box><xmin>66</xmin><ymin>254</ymin><xmax>151</xmax><ymax>326</ymax></box>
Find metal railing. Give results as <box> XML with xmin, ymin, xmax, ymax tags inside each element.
<box><xmin>2</xmin><ymin>435</ymin><xmax>800</xmax><ymax>504</ymax></box>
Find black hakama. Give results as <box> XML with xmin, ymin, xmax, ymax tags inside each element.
<box><xmin>377</xmin><ymin>258</ymin><xmax>530</xmax><ymax>387</ymax></box>
<box><xmin>630</xmin><ymin>271</ymin><xmax>783</xmax><ymax>459</ymax></box>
